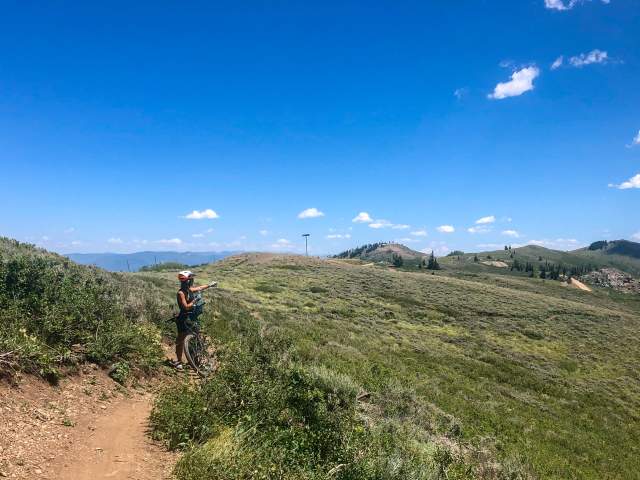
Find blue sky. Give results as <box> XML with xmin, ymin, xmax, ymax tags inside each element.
<box><xmin>1</xmin><ymin>0</ymin><xmax>638</xmax><ymax>256</ymax></box>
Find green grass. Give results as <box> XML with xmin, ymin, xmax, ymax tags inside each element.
<box><xmin>162</xmin><ymin>253</ymin><xmax>640</xmax><ymax>479</ymax></box>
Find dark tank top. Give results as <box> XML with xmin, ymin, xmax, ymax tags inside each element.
<box><xmin>177</xmin><ymin>288</ymin><xmax>194</xmax><ymax>314</ymax></box>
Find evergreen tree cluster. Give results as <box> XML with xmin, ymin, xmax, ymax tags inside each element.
<box><xmin>392</xmin><ymin>253</ymin><xmax>404</xmax><ymax>267</ymax></box>
<box><xmin>333</xmin><ymin>242</ymin><xmax>389</xmax><ymax>259</ymax></box>
<box><xmin>510</xmin><ymin>259</ymin><xmax>597</xmax><ymax>280</ymax></box>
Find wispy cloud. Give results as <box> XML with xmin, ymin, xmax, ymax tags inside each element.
<box><xmin>419</xmin><ymin>241</ymin><xmax>451</xmax><ymax>256</ymax></box>
<box><xmin>192</xmin><ymin>233</ymin><xmax>205</xmax><ymax>238</ymax></box>
<box><xmin>551</xmin><ymin>56</ymin><xmax>564</xmax><ymax>70</ymax></box>
<box><xmin>411</xmin><ymin>230</ymin><xmax>428</xmax><ymax>237</ymax></box>
<box><xmin>185</xmin><ymin>209</ymin><xmax>219</xmax><ymax>220</ymax></box>
<box><xmin>454</xmin><ymin>87</ymin><xmax>469</xmax><ymax>99</ymax></box>
<box><xmin>271</xmin><ymin>238</ymin><xmax>292</xmax><ymax>249</ymax></box>
<box><xmin>627</xmin><ymin>130</ymin><xmax>640</xmax><ymax>148</ymax></box>
<box><xmin>157</xmin><ymin>238</ymin><xmax>183</xmax><ymax>245</ymax></box>
<box><xmin>298</xmin><ymin>208</ymin><xmax>325</xmax><ymax>219</ymax></box>
<box><xmin>352</xmin><ymin>212</ymin><xmax>373</xmax><ymax>223</ymax></box>
<box><xmin>544</xmin><ymin>0</ymin><xmax>610</xmax><ymax>11</ymax></box>
<box><xmin>568</xmin><ymin>49</ymin><xmax>609</xmax><ymax>67</ymax></box>
<box><xmin>259</xmin><ymin>230</ymin><xmax>269</xmax><ymax>236</ymax></box>
<box><xmin>632</xmin><ymin>232</ymin><xmax>640</xmax><ymax>241</ymax></box>
<box><xmin>467</xmin><ymin>225</ymin><xmax>492</xmax><ymax>234</ymax></box>
<box><xmin>368</xmin><ymin>220</ymin><xmax>411</xmax><ymax>230</ymax></box>
<box><xmin>64</xmin><ymin>227</ymin><xmax>75</xmax><ymax>234</ymax></box>
<box><xmin>608</xmin><ymin>173</ymin><xmax>640</xmax><ymax>190</ymax></box>
<box><xmin>488</xmin><ymin>66</ymin><xmax>540</xmax><ymax>100</ymax></box>
<box><xmin>501</xmin><ymin>230</ymin><xmax>520</xmax><ymax>238</ymax></box>
<box><xmin>528</xmin><ymin>238</ymin><xmax>582</xmax><ymax>250</ymax></box>
<box><xmin>326</xmin><ymin>234</ymin><xmax>351</xmax><ymax>239</ymax></box>
<box><xmin>475</xmin><ymin>215</ymin><xmax>496</xmax><ymax>225</ymax></box>
<box><xmin>436</xmin><ymin>225</ymin><xmax>455</xmax><ymax>233</ymax></box>
<box><xmin>107</xmin><ymin>237</ymin><xmax>123</xmax><ymax>244</ymax></box>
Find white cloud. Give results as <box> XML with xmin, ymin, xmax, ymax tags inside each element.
<box><xmin>352</xmin><ymin>212</ymin><xmax>373</xmax><ymax>223</ymax></box>
<box><xmin>477</xmin><ymin>243</ymin><xmax>504</xmax><ymax>249</ymax></box>
<box><xmin>488</xmin><ymin>66</ymin><xmax>540</xmax><ymax>100</ymax></box>
<box><xmin>185</xmin><ymin>209</ymin><xmax>219</xmax><ymax>220</ymax></box>
<box><xmin>192</xmin><ymin>233</ymin><xmax>205</xmax><ymax>238</ymax></box>
<box><xmin>420</xmin><ymin>242</ymin><xmax>451</xmax><ymax>257</ymax></box>
<box><xmin>454</xmin><ymin>87</ymin><xmax>469</xmax><ymax>99</ymax></box>
<box><xmin>259</xmin><ymin>230</ymin><xmax>269</xmax><ymax>236</ymax></box>
<box><xmin>568</xmin><ymin>49</ymin><xmax>608</xmax><ymax>67</ymax></box>
<box><xmin>544</xmin><ymin>0</ymin><xmax>610</xmax><ymax>10</ymax></box>
<box><xmin>475</xmin><ymin>215</ymin><xmax>496</xmax><ymax>225</ymax></box>
<box><xmin>41</xmin><ymin>236</ymin><xmax>50</xmax><ymax>241</ymax></box>
<box><xmin>206</xmin><ymin>228</ymin><xmax>214</xmax><ymax>233</ymax></box>
<box><xmin>631</xmin><ymin>232</ymin><xmax>640</xmax><ymax>241</ymax></box>
<box><xmin>395</xmin><ymin>237</ymin><xmax>419</xmax><ymax>244</ymax></box>
<box><xmin>157</xmin><ymin>238</ymin><xmax>183</xmax><ymax>245</ymax></box>
<box><xmin>108</xmin><ymin>237</ymin><xmax>124</xmax><ymax>244</ymax></box>
<box><xmin>411</xmin><ymin>230</ymin><xmax>428</xmax><ymax>237</ymax></box>
<box><xmin>627</xmin><ymin>130</ymin><xmax>640</xmax><ymax>148</ymax></box>
<box><xmin>501</xmin><ymin>230</ymin><xmax>521</xmax><ymax>238</ymax></box>
<box><xmin>271</xmin><ymin>238</ymin><xmax>293</xmax><ymax>249</ymax></box>
<box><xmin>64</xmin><ymin>227</ymin><xmax>75</xmax><ymax>234</ymax></box>
<box><xmin>298</xmin><ymin>208</ymin><xmax>325</xmax><ymax>219</ymax></box>
<box><xmin>437</xmin><ymin>225</ymin><xmax>455</xmax><ymax>233</ymax></box>
<box><xmin>71</xmin><ymin>240</ymin><xmax>82</xmax><ymax>246</ymax></box>
<box><xmin>528</xmin><ymin>238</ymin><xmax>582</xmax><ymax>250</ymax></box>
<box><xmin>391</xmin><ymin>224</ymin><xmax>410</xmax><ymax>230</ymax></box>
<box><xmin>608</xmin><ymin>173</ymin><xmax>640</xmax><ymax>190</ymax></box>
<box><xmin>326</xmin><ymin>234</ymin><xmax>352</xmax><ymax>239</ymax></box>
<box><xmin>369</xmin><ymin>220</ymin><xmax>392</xmax><ymax>229</ymax></box>
<box><xmin>551</xmin><ymin>56</ymin><xmax>564</xmax><ymax>70</ymax></box>
<box><xmin>467</xmin><ymin>225</ymin><xmax>492</xmax><ymax>234</ymax></box>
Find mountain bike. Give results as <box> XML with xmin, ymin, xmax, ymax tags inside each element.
<box><xmin>177</xmin><ymin>291</ymin><xmax>218</xmax><ymax>378</ymax></box>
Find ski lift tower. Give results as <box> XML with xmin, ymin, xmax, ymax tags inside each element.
<box><xmin>302</xmin><ymin>233</ymin><xmax>310</xmax><ymax>256</ymax></box>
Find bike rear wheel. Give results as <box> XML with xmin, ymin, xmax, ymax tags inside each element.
<box><xmin>183</xmin><ymin>333</ymin><xmax>217</xmax><ymax>378</ymax></box>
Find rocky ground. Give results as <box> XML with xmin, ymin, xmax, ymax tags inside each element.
<box><xmin>581</xmin><ymin>268</ymin><xmax>640</xmax><ymax>294</ymax></box>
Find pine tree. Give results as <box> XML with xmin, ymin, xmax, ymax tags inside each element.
<box><xmin>427</xmin><ymin>251</ymin><xmax>441</xmax><ymax>270</ymax></box>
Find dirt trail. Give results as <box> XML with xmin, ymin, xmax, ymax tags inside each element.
<box><xmin>0</xmin><ymin>368</ymin><xmax>176</xmax><ymax>480</ymax></box>
<box><xmin>50</xmin><ymin>393</ymin><xmax>172</xmax><ymax>480</ymax></box>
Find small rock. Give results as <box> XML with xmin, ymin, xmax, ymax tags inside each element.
<box><xmin>34</xmin><ymin>469</ymin><xmax>42</xmax><ymax>475</ymax></box>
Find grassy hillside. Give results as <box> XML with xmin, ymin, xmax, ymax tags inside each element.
<box><xmin>149</xmin><ymin>253</ymin><xmax>640</xmax><ymax>479</ymax></box>
<box><xmin>335</xmin><ymin>242</ymin><xmax>426</xmax><ymax>267</ymax></box>
<box><xmin>439</xmin><ymin>244</ymin><xmax>640</xmax><ymax>278</ymax></box>
<box><xmin>0</xmin><ymin>238</ymin><xmax>173</xmax><ymax>383</ymax></box>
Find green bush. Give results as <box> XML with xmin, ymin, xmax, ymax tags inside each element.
<box><xmin>151</xmin><ymin>312</ymin><xmax>475</xmax><ymax>479</ymax></box>
<box><xmin>0</xmin><ymin>238</ymin><xmax>169</xmax><ymax>381</ymax></box>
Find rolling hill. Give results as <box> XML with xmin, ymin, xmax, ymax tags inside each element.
<box><xmin>145</xmin><ymin>252</ymin><xmax>640</xmax><ymax>479</ymax></box>
<box><xmin>334</xmin><ymin>242</ymin><xmax>426</xmax><ymax>266</ymax></box>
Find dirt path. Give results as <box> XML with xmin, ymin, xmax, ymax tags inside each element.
<box><xmin>0</xmin><ymin>368</ymin><xmax>176</xmax><ymax>480</ymax></box>
<box><xmin>51</xmin><ymin>393</ymin><xmax>173</xmax><ymax>480</ymax></box>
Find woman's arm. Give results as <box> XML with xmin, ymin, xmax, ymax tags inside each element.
<box><xmin>189</xmin><ymin>282</ymin><xmax>216</xmax><ymax>293</ymax></box>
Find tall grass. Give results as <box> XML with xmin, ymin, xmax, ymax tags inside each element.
<box><xmin>151</xmin><ymin>294</ymin><xmax>532</xmax><ymax>479</ymax></box>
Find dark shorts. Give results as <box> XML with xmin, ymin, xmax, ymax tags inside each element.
<box><xmin>176</xmin><ymin>313</ymin><xmax>194</xmax><ymax>334</ymax></box>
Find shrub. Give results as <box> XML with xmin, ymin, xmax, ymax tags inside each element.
<box><xmin>0</xmin><ymin>238</ymin><xmax>169</xmax><ymax>381</ymax></box>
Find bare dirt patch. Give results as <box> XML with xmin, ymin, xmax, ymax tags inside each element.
<box><xmin>0</xmin><ymin>368</ymin><xmax>175</xmax><ymax>480</ymax></box>
<box><xmin>481</xmin><ymin>261</ymin><xmax>509</xmax><ymax>268</ymax></box>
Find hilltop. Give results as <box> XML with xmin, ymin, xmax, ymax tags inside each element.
<box><xmin>145</xmin><ymin>252</ymin><xmax>640</xmax><ymax>479</ymax></box>
<box><xmin>334</xmin><ymin>242</ymin><xmax>426</xmax><ymax>266</ymax></box>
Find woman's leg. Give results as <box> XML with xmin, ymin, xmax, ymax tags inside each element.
<box><xmin>176</xmin><ymin>332</ymin><xmax>187</xmax><ymax>363</ymax></box>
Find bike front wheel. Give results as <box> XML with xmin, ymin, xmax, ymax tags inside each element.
<box><xmin>183</xmin><ymin>333</ymin><xmax>218</xmax><ymax>378</ymax></box>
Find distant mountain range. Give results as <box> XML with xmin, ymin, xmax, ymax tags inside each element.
<box><xmin>65</xmin><ymin>251</ymin><xmax>237</xmax><ymax>272</ymax></box>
